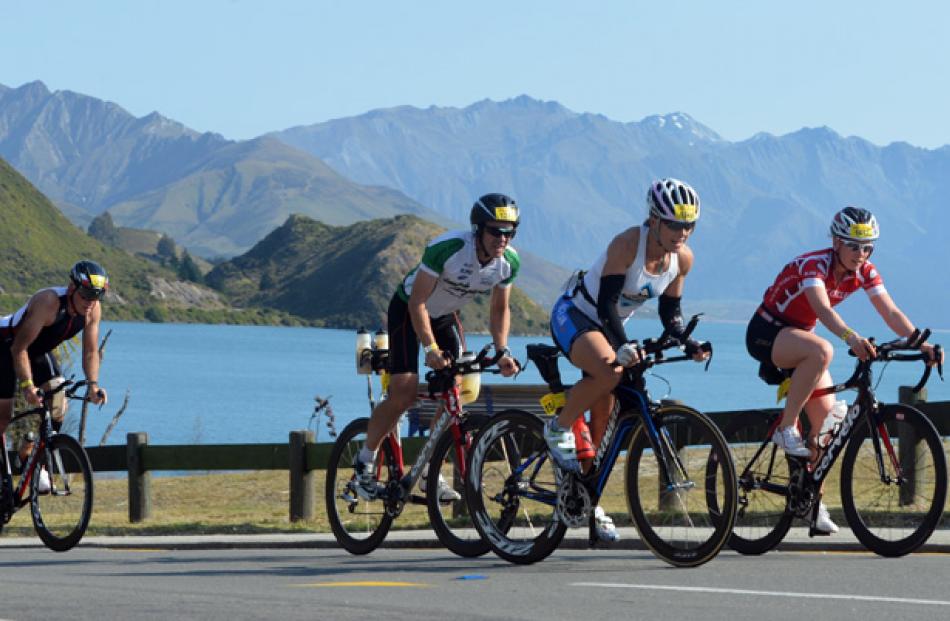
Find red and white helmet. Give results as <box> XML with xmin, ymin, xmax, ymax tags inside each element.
<box><xmin>647</xmin><ymin>178</ymin><xmax>701</xmax><ymax>223</ymax></box>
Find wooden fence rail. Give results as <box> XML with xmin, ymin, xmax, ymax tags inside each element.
<box><xmin>55</xmin><ymin>386</ymin><xmax>950</xmax><ymax>523</ymax></box>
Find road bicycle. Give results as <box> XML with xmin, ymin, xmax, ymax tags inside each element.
<box><xmin>717</xmin><ymin>329</ymin><xmax>946</xmax><ymax>557</ymax></box>
<box><xmin>1</xmin><ymin>379</ymin><xmax>97</xmax><ymax>551</ymax></box>
<box><xmin>325</xmin><ymin>343</ymin><xmax>512</xmax><ymax>557</ymax></box>
<box><xmin>466</xmin><ymin>316</ymin><xmax>738</xmax><ymax>567</ymax></box>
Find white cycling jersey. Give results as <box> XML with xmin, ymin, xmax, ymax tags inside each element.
<box><xmin>397</xmin><ymin>230</ymin><xmax>519</xmax><ymax>318</ymax></box>
<box><xmin>572</xmin><ymin>224</ymin><xmax>679</xmax><ymax>325</ymax></box>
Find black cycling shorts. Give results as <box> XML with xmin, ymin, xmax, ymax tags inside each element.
<box><xmin>746</xmin><ymin>310</ymin><xmax>793</xmax><ymax>386</ymax></box>
<box><xmin>0</xmin><ymin>342</ymin><xmax>63</xmax><ymax>399</ymax></box>
<box><xmin>386</xmin><ymin>294</ymin><xmax>464</xmax><ymax>375</ymax></box>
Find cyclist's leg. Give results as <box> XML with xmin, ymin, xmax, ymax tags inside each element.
<box><xmin>0</xmin><ymin>343</ymin><xmax>15</xmax><ymax>436</ymax></box>
<box><xmin>554</xmin><ymin>332</ymin><xmax>620</xmax><ymax>430</ymax></box>
<box><xmin>423</xmin><ymin>312</ymin><xmax>464</xmax><ymax>437</ymax></box>
<box><xmin>802</xmin><ymin>368</ymin><xmax>835</xmax><ymax>457</ymax></box>
<box><xmin>771</xmin><ymin>328</ymin><xmax>834</xmax><ymax>429</ymax></box>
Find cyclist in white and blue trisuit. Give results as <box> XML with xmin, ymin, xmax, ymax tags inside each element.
<box><xmin>548</xmin><ymin>178</ymin><xmax>710</xmax><ymax>541</ymax></box>
<box><xmin>353</xmin><ymin>194</ymin><xmax>522</xmax><ymax>501</ymax></box>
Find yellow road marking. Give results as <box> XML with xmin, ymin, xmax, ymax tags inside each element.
<box><xmin>292</xmin><ymin>581</ymin><xmax>430</xmax><ymax>588</ymax></box>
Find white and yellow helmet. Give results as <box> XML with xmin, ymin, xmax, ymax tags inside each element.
<box><xmin>647</xmin><ymin>178</ymin><xmax>701</xmax><ymax>223</ymax></box>
<box><xmin>830</xmin><ymin>206</ymin><xmax>879</xmax><ymax>241</ymax></box>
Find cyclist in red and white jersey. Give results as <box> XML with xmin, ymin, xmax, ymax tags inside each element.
<box><xmin>746</xmin><ymin>207</ymin><xmax>942</xmax><ymax>533</ymax></box>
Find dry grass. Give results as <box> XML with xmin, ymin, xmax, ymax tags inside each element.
<box><xmin>2</xmin><ymin>442</ymin><xmax>947</xmax><ymax>538</ymax></box>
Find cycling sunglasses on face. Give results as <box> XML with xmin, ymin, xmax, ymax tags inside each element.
<box><xmin>844</xmin><ymin>241</ymin><xmax>874</xmax><ymax>254</ymax></box>
<box><xmin>484</xmin><ymin>225</ymin><xmax>517</xmax><ymax>239</ymax></box>
<box><xmin>77</xmin><ymin>287</ymin><xmax>105</xmax><ymax>301</ymax></box>
<box><xmin>662</xmin><ymin>219</ymin><xmax>696</xmax><ymax>232</ymax></box>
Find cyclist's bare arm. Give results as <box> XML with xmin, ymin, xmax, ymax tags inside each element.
<box><xmin>406</xmin><ymin>269</ymin><xmax>446</xmax><ymax>370</ymax></box>
<box><xmin>10</xmin><ymin>290</ymin><xmax>59</xmax><ymax>406</ymax></box>
<box><xmin>81</xmin><ymin>302</ymin><xmax>107</xmax><ymax>405</ymax></box>
<box><xmin>488</xmin><ymin>285</ymin><xmax>517</xmax><ymax>376</ymax></box>
<box><xmin>804</xmin><ymin>286</ymin><xmax>875</xmax><ymax>360</ymax></box>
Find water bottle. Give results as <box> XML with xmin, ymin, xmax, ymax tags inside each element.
<box><xmin>819</xmin><ymin>400</ymin><xmax>848</xmax><ymax>447</ymax></box>
<box><xmin>458</xmin><ymin>351</ymin><xmax>481</xmax><ymax>405</ymax></box>
<box><xmin>373</xmin><ymin>329</ymin><xmax>389</xmax><ymax>352</ymax></box>
<box><xmin>356</xmin><ymin>328</ymin><xmax>372</xmax><ymax>374</ymax></box>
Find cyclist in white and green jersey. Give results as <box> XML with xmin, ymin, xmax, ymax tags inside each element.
<box><xmin>354</xmin><ymin>194</ymin><xmax>522</xmax><ymax>501</ymax></box>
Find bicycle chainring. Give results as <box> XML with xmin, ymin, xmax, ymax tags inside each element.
<box><xmin>556</xmin><ymin>474</ymin><xmax>591</xmax><ymax>528</ymax></box>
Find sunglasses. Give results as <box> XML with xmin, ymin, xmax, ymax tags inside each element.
<box><xmin>844</xmin><ymin>241</ymin><xmax>874</xmax><ymax>254</ymax></box>
<box><xmin>484</xmin><ymin>225</ymin><xmax>517</xmax><ymax>239</ymax></box>
<box><xmin>77</xmin><ymin>287</ymin><xmax>105</xmax><ymax>301</ymax></box>
<box><xmin>662</xmin><ymin>219</ymin><xmax>696</xmax><ymax>232</ymax></box>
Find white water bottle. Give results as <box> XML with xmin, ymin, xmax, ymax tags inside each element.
<box><xmin>356</xmin><ymin>328</ymin><xmax>372</xmax><ymax>374</ymax></box>
<box><xmin>819</xmin><ymin>400</ymin><xmax>848</xmax><ymax>447</ymax></box>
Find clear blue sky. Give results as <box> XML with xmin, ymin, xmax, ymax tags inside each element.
<box><xmin>4</xmin><ymin>0</ymin><xmax>949</xmax><ymax>147</ymax></box>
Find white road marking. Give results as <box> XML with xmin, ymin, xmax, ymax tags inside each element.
<box><xmin>572</xmin><ymin>583</ymin><xmax>950</xmax><ymax>607</ymax></box>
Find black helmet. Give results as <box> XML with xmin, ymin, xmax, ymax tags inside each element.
<box><xmin>830</xmin><ymin>206</ymin><xmax>879</xmax><ymax>241</ymax></box>
<box><xmin>69</xmin><ymin>260</ymin><xmax>109</xmax><ymax>300</ymax></box>
<box><xmin>470</xmin><ymin>193</ymin><xmax>520</xmax><ymax>232</ymax></box>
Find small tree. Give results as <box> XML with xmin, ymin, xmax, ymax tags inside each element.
<box><xmin>156</xmin><ymin>234</ymin><xmax>177</xmax><ymax>262</ymax></box>
<box><xmin>177</xmin><ymin>251</ymin><xmax>203</xmax><ymax>284</ymax></box>
<box><xmin>87</xmin><ymin>212</ymin><xmax>118</xmax><ymax>245</ymax></box>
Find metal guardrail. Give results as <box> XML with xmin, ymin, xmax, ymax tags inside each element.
<box><xmin>72</xmin><ymin>385</ymin><xmax>948</xmax><ymax>523</ymax></box>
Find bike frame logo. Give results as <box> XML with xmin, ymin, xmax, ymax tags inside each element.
<box><xmin>813</xmin><ymin>402</ymin><xmax>861</xmax><ymax>480</ymax></box>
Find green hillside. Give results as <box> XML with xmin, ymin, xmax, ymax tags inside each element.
<box><xmin>206</xmin><ymin>214</ymin><xmax>549</xmax><ymax>334</ymax></box>
<box><xmin>0</xmin><ymin>157</ymin><xmax>289</xmax><ymax>325</ymax></box>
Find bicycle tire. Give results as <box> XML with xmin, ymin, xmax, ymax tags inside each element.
<box><xmin>325</xmin><ymin>418</ymin><xmax>397</xmax><ymax>555</ymax></box>
<box><xmin>426</xmin><ymin>414</ymin><xmax>491</xmax><ymax>557</ymax></box>
<box><xmin>466</xmin><ymin>409</ymin><xmax>566</xmax><ymax>565</ymax></box>
<box><xmin>840</xmin><ymin>404</ymin><xmax>947</xmax><ymax>557</ymax></box>
<box><xmin>31</xmin><ymin>433</ymin><xmax>93</xmax><ymax>552</ymax></box>
<box><xmin>626</xmin><ymin>404</ymin><xmax>736</xmax><ymax>567</ymax></box>
<box><xmin>714</xmin><ymin>415</ymin><xmax>793</xmax><ymax>555</ymax></box>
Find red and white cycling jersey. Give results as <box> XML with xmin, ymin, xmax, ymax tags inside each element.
<box><xmin>762</xmin><ymin>248</ymin><xmax>886</xmax><ymax>330</ymax></box>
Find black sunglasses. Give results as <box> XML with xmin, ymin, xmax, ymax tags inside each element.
<box><xmin>484</xmin><ymin>225</ymin><xmax>517</xmax><ymax>239</ymax></box>
<box><xmin>77</xmin><ymin>287</ymin><xmax>105</xmax><ymax>301</ymax></box>
<box><xmin>662</xmin><ymin>220</ymin><xmax>696</xmax><ymax>232</ymax></box>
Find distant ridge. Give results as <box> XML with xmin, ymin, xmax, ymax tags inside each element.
<box><xmin>206</xmin><ymin>214</ymin><xmax>549</xmax><ymax>334</ymax></box>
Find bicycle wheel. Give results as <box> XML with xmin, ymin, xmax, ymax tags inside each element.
<box><xmin>840</xmin><ymin>404</ymin><xmax>947</xmax><ymax>557</ymax></box>
<box><xmin>626</xmin><ymin>404</ymin><xmax>736</xmax><ymax>567</ymax></box>
<box><xmin>426</xmin><ymin>414</ymin><xmax>490</xmax><ymax>557</ymax></box>
<box><xmin>31</xmin><ymin>433</ymin><xmax>93</xmax><ymax>552</ymax></box>
<box><xmin>325</xmin><ymin>418</ymin><xmax>397</xmax><ymax>555</ymax></box>
<box><xmin>715</xmin><ymin>415</ymin><xmax>793</xmax><ymax>555</ymax></box>
<box><xmin>466</xmin><ymin>409</ymin><xmax>566</xmax><ymax>564</ymax></box>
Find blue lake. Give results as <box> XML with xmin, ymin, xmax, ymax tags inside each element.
<box><xmin>71</xmin><ymin>319</ymin><xmax>949</xmax><ymax>446</ymax></box>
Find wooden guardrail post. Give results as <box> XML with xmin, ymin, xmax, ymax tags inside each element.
<box><xmin>289</xmin><ymin>430</ymin><xmax>315</xmax><ymax>521</ymax></box>
<box><xmin>898</xmin><ymin>386</ymin><xmax>927</xmax><ymax>506</ymax></box>
<box><xmin>127</xmin><ymin>432</ymin><xmax>150</xmax><ymax>522</ymax></box>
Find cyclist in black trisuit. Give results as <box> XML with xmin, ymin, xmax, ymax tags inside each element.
<box><xmin>0</xmin><ymin>260</ymin><xmax>110</xmax><ymax>442</ymax></box>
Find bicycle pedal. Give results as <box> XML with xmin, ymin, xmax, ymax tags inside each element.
<box><xmin>409</xmin><ymin>494</ymin><xmax>428</xmax><ymax>505</ymax></box>
<box><xmin>808</xmin><ymin>527</ymin><xmax>832</xmax><ymax>537</ymax></box>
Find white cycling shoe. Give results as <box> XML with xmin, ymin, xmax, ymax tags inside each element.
<box><xmin>594</xmin><ymin>506</ymin><xmax>620</xmax><ymax>543</ymax></box>
<box><xmin>36</xmin><ymin>468</ymin><xmax>51</xmax><ymax>494</ymax></box>
<box><xmin>814</xmin><ymin>502</ymin><xmax>839</xmax><ymax>535</ymax></box>
<box><xmin>772</xmin><ymin>425</ymin><xmax>811</xmax><ymax>458</ymax></box>
<box><xmin>420</xmin><ymin>473</ymin><xmax>461</xmax><ymax>502</ymax></box>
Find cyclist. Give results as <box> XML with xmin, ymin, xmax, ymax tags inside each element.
<box><xmin>353</xmin><ymin>194</ymin><xmax>522</xmax><ymax>500</ymax></box>
<box><xmin>745</xmin><ymin>206</ymin><xmax>942</xmax><ymax>534</ymax></box>
<box><xmin>548</xmin><ymin>178</ymin><xmax>710</xmax><ymax>541</ymax></box>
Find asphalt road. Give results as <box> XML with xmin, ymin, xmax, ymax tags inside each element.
<box><xmin>2</xmin><ymin>547</ymin><xmax>950</xmax><ymax>620</ymax></box>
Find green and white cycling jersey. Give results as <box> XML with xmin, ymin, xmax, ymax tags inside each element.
<box><xmin>397</xmin><ymin>230</ymin><xmax>520</xmax><ymax>318</ymax></box>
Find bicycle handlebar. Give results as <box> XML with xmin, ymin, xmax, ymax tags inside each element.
<box><xmin>624</xmin><ymin>314</ymin><xmax>713</xmax><ymax>374</ymax></box>
<box><xmin>423</xmin><ymin>342</ymin><xmax>521</xmax><ymax>395</ymax></box>
<box><xmin>839</xmin><ymin>328</ymin><xmax>942</xmax><ymax>395</ymax></box>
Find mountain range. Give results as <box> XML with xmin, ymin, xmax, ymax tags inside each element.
<box><xmin>2</xmin><ymin>81</ymin><xmax>948</xmax><ymax>326</ymax></box>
